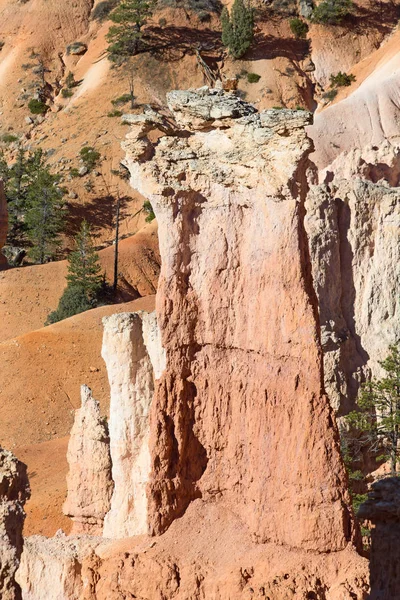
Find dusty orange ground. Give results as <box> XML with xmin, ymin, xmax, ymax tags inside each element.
<box><xmin>16</xmin><ymin>437</ymin><xmax>71</xmax><ymax>537</ymax></box>
<box><xmin>0</xmin><ymin>221</ymin><xmax>159</xmax><ymax>342</ymax></box>
<box><xmin>7</xmin><ymin>295</ymin><xmax>155</xmax><ymax>537</ymax></box>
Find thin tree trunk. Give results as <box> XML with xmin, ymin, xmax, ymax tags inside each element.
<box><xmin>113</xmin><ymin>195</ymin><xmax>120</xmax><ymax>292</ymax></box>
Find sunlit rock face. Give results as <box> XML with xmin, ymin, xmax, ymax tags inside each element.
<box><xmin>123</xmin><ymin>87</ymin><xmax>357</xmax><ymax>552</ymax></box>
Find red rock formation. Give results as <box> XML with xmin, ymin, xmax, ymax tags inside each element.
<box><xmin>123</xmin><ymin>88</ymin><xmax>358</xmax><ymax>551</ymax></box>
<box><xmin>0</xmin><ymin>180</ymin><xmax>8</xmax><ymax>270</ymax></box>
<box><xmin>63</xmin><ymin>385</ymin><xmax>113</xmax><ymax>535</ymax></box>
<box><xmin>0</xmin><ymin>447</ymin><xmax>30</xmax><ymax>600</ymax></box>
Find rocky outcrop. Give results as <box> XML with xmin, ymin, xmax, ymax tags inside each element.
<box><xmin>0</xmin><ymin>180</ymin><xmax>8</xmax><ymax>270</ymax></box>
<box><xmin>358</xmin><ymin>478</ymin><xmax>400</xmax><ymax>600</ymax></box>
<box><xmin>305</xmin><ymin>179</ymin><xmax>400</xmax><ymax>414</ymax></box>
<box><xmin>63</xmin><ymin>385</ymin><xmax>113</xmax><ymax>535</ymax></box>
<box><xmin>122</xmin><ymin>87</ymin><xmax>357</xmax><ymax>551</ymax></box>
<box><xmin>0</xmin><ymin>447</ymin><xmax>30</xmax><ymax>600</ymax></box>
<box><xmin>101</xmin><ymin>311</ymin><xmax>162</xmax><ymax>539</ymax></box>
<box><xmin>16</xmin><ymin>532</ymin><xmax>102</xmax><ymax>600</ymax></box>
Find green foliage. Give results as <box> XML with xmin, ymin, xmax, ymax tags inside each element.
<box><xmin>322</xmin><ymin>88</ymin><xmax>338</xmax><ymax>101</ymax></box>
<box><xmin>1</xmin><ymin>134</ymin><xmax>19</xmax><ymax>144</ymax></box>
<box><xmin>61</xmin><ymin>88</ymin><xmax>74</xmax><ymax>98</ymax></box>
<box><xmin>107</xmin><ymin>109</ymin><xmax>123</xmax><ymax>117</ymax></box>
<box><xmin>65</xmin><ymin>72</ymin><xmax>78</xmax><ymax>89</ymax></box>
<box><xmin>79</xmin><ymin>146</ymin><xmax>101</xmax><ymax>172</ymax></box>
<box><xmin>106</xmin><ymin>0</ymin><xmax>156</xmax><ymax>60</ymax></box>
<box><xmin>66</xmin><ymin>221</ymin><xmax>103</xmax><ymax>297</ymax></box>
<box><xmin>221</xmin><ymin>0</ymin><xmax>254</xmax><ymax>59</ymax></box>
<box><xmin>46</xmin><ymin>285</ymin><xmax>94</xmax><ymax>324</ymax></box>
<box><xmin>143</xmin><ymin>199</ymin><xmax>155</xmax><ymax>222</ymax></box>
<box><xmin>329</xmin><ymin>71</ymin><xmax>356</xmax><ymax>87</ymax></box>
<box><xmin>289</xmin><ymin>17</ymin><xmax>309</xmax><ymax>38</ymax></box>
<box><xmin>69</xmin><ymin>167</ymin><xmax>80</xmax><ymax>178</ymax></box>
<box><xmin>345</xmin><ymin>345</ymin><xmax>400</xmax><ymax>476</ymax></box>
<box><xmin>91</xmin><ymin>0</ymin><xmax>119</xmax><ymax>21</ymax></box>
<box><xmin>46</xmin><ymin>221</ymin><xmax>104</xmax><ymax>324</ymax></box>
<box><xmin>247</xmin><ymin>72</ymin><xmax>260</xmax><ymax>83</ymax></box>
<box><xmin>28</xmin><ymin>98</ymin><xmax>48</xmax><ymax>115</ymax></box>
<box><xmin>25</xmin><ymin>163</ymin><xmax>65</xmax><ymax>264</ymax></box>
<box><xmin>111</xmin><ymin>93</ymin><xmax>132</xmax><ymax>106</ymax></box>
<box><xmin>311</xmin><ymin>0</ymin><xmax>352</xmax><ymax>24</ymax></box>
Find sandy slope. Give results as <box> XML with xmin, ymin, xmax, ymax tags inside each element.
<box><xmin>0</xmin><ymin>221</ymin><xmax>159</xmax><ymax>342</ymax></box>
<box><xmin>310</xmin><ymin>28</ymin><xmax>400</xmax><ymax>171</ymax></box>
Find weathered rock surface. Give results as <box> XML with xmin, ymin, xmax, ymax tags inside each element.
<box><xmin>305</xmin><ymin>179</ymin><xmax>400</xmax><ymax>414</ymax></box>
<box><xmin>0</xmin><ymin>180</ymin><xmax>8</xmax><ymax>270</ymax></box>
<box><xmin>0</xmin><ymin>447</ymin><xmax>30</xmax><ymax>600</ymax></box>
<box><xmin>358</xmin><ymin>478</ymin><xmax>400</xmax><ymax>600</ymax></box>
<box><xmin>123</xmin><ymin>87</ymin><xmax>357</xmax><ymax>551</ymax></box>
<box><xmin>16</xmin><ymin>532</ymin><xmax>102</xmax><ymax>600</ymax></box>
<box><xmin>63</xmin><ymin>385</ymin><xmax>113</xmax><ymax>535</ymax></box>
<box><xmin>101</xmin><ymin>312</ymin><xmax>159</xmax><ymax>539</ymax></box>
<box><xmin>167</xmin><ymin>86</ymin><xmax>257</xmax><ymax>129</ymax></box>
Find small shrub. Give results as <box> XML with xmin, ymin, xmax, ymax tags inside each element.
<box><xmin>272</xmin><ymin>105</ymin><xmax>284</xmax><ymax>109</ymax></box>
<box><xmin>247</xmin><ymin>72</ymin><xmax>261</xmax><ymax>83</ymax></box>
<box><xmin>143</xmin><ymin>200</ymin><xmax>155</xmax><ymax>222</ymax></box>
<box><xmin>158</xmin><ymin>17</ymin><xmax>167</xmax><ymax>26</ymax></box>
<box><xmin>312</xmin><ymin>0</ymin><xmax>352</xmax><ymax>24</ymax></box>
<box><xmin>111</xmin><ymin>93</ymin><xmax>132</xmax><ymax>106</ymax></box>
<box><xmin>289</xmin><ymin>17</ymin><xmax>309</xmax><ymax>38</ymax></box>
<box><xmin>21</xmin><ymin>63</ymin><xmax>34</xmax><ymax>70</ymax></box>
<box><xmin>107</xmin><ymin>109</ymin><xmax>123</xmax><ymax>117</ymax></box>
<box><xmin>28</xmin><ymin>98</ymin><xmax>48</xmax><ymax>115</ymax></box>
<box><xmin>329</xmin><ymin>71</ymin><xmax>356</xmax><ymax>87</ymax></box>
<box><xmin>322</xmin><ymin>88</ymin><xmax>338</xmax><ymax>101</ymax></box>
<box><xmin>1</xmin><ymin>133</ymin><xmax>19</xmax><ymax>143</ymax></box>
<box><xmin>79</xmin><ymin>146</ymin><xmax>101</xmax><ymax>171</ymax></box>
<box><xmin>198</xmin><ymin>11</ymin><xmax>211</xmax><ymax>21</ymax></box>
<box><xmin>295</xmin><ymin>105</ymin><xmax>306</xmax><ymax>110</ymax></box>
<box><xmin>69</xmin><ymin>168</ymin><xmax>80</xmax><ymax>178</ymax></box>
<box><xmin>61</xmin><ymin>88</ymin><xmax>74</xmax><ymax>98</ymax></box>
<box><xmin>91</xmin><ymin>0</ymin><xmax>119</xmax><ymax>21</ymax></box>
<box><xmin>65</xmin><ymin>72</ymin><xmax>78</xmax><ymax>89</ymax></box>
<box><xmin>0</xmin><ymin>41</ymin><xmax>4</xmax><ymax>52</ymax></box>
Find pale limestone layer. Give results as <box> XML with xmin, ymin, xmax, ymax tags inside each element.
<box><xmin>16</xmin><ymin>532</ymin><xmax>102</xmax><ymax>600</ymax></box>
<box><xmin>305</xmin><ymin>179</ymin><xmax>400</xmax><ymax>414</ymax></box>
<box><xmin>0</xmin><ymin>447</ymin><xmax>30</xmax><ymax>600</ymax></box>
<box><xmin>63</xmin><ymin>385</ymin><xmax>113</xmax><ymax>535</ymax></box>
<box><xmin>101</xmin><ymin>312</ymin><xmax>156</xmax><ymax>539</ymax></box>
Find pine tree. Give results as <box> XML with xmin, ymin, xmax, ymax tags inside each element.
<box><xmin>221</xmin><ymin>0</ymin><xmax>254</xmax><ymax>59</ymax></box>
<box><xmin>46</xmin><ymin>221</ymin><xmax>104</xmax><ymax>325</ymax></box>
<box><xmin>107</xmin><ymin>0</ymin><xmax>156</xmax><ymax>59</ymax></box>
<box><xmin>346</xmin><ymin>345</ymin><xmax>400</xmax><ymax>475</ymax></box>
<box><xmin>25</xmin><ymin>167</ymin><xmax>64</xmax><ymax>264</ymax></box>
<box><xmin>66</xmin><ymin>220</ymin><xmax>103</xmax><ymax>300</ymax></box>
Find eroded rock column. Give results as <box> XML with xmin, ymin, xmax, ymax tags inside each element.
<box><xmin>123</xmin><ymin>87</ymin><xmax>357</xmax><ymax>551</ymax></box>
<box><xmin>102</xmin><ymin>312</ymin><xmax>161</xmax><ymax>538</ymax></box>
<box><xmin>63</xmin><ymin>385</ymin><xmax>113</xmax><ymax>535</ymax></box>
<box><xmin>0</xmin><ymin>447</ymin><xmax>30</xmax><ymax>600</ymax></box>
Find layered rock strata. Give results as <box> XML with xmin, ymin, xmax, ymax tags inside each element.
<box><xmin>0</xmin><ymin>180</ymin><xmax>8</xmax><ymax>269</ymax></box>
<box><xmin>63</xmin><ymin>385</ymin><xmax>113</xmax><ymax>535</ymax></box>
<box><xmin>0</xmin><ymin>447</ymin><xmax>30</xmax><ymax>600</ymax></box>
<box><xmin>101</xmin><ymin>311</ymin><xmax>163</xmax><ymax>538</ymax></box>
<box><xmin>305</xmin><ymin>179</ymin><xmax>400</xmax><ymax>414</ymax></box>
<box><xmin>123</xmin><ymin>87</ymin><xmax>357</xmax><ymax>551</ymax></box>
